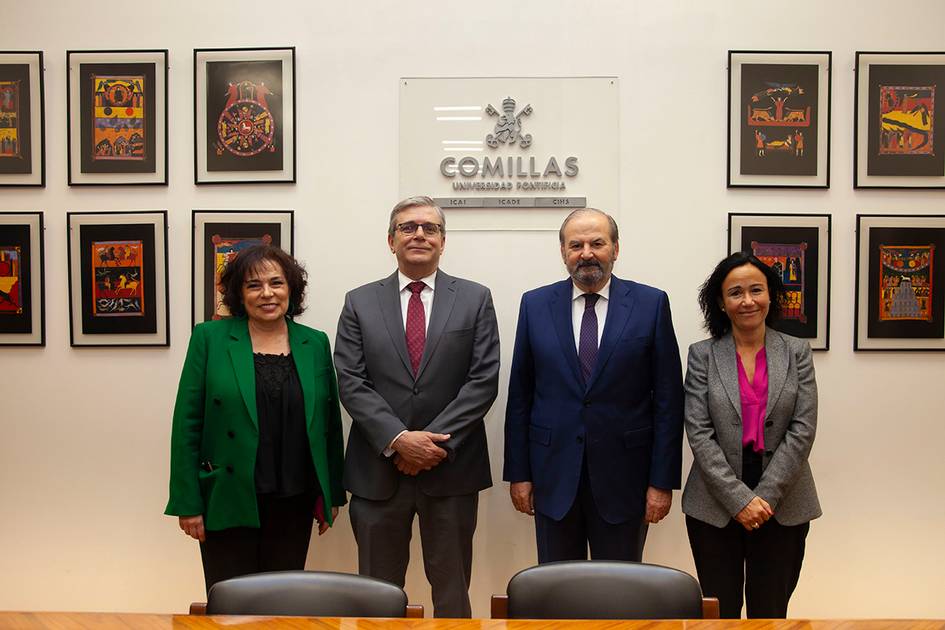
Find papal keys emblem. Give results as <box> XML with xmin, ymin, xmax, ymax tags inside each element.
<box><xmin>215</xmin><ymin>80</ymin><xmax>276</xmax><ymax>157</ymax></box>
<box><xmin>485</xmin><ymin>96</ymin><xmax>533</xmax><ymax>149</ymax></box>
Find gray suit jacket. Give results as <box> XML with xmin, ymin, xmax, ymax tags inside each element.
<box><xmin>681</xmin><ymin>328</ymin><xmax>821</xmax><ymax>527</ymax></box>
<box><xmin>335</xmin><ymin>270</ymin><xmax>500</xmax><ymax>501</ymax></box>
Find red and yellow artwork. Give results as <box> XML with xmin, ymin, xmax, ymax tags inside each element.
<box><xmin>0</xmin><ymin>246</ymin><xmax>22</xmax><ymax>314</ymax></box>
<box><xmin>879</xmin><ymin>85</ymin><xmax>934</xmax><ymax>155</ymax></box>
<box><xmin>879</xmin><ymin>244</ymin><xmax>934</xmax><ymax>321</ymax></box>
<box><xmin>91</xmin><ymin>240</ymin><xmax>144</xmax><ymax>317</ymax></box>
<box><xmin>92</xmin><ymin>75</ymin><xmax>145</xmax><ymax>160</ymax></box>
<box><xmin>0</xmin><ymin>80</ymin><xmax>21</xmax><ymax>158</ymax></box>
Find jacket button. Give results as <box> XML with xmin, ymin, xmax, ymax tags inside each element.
<box><xmin>213</xmin><ymin>398</ymin><xmax>221</xmax><ymax>406</ymax></box>
<box><xmin>227</xmin><ymin>430</ymin><xmax>235</xmax><ymax>438</ymax></box>
<box><xmin>583</xmin><ymin>400</ymin><xmax>590</xmax><ymax>407</ymax></box>
<box><xmin>576</xmin><ymin>436</ymin><xmax>584</xmax><ymax>444</ymax></box>
<box><xmin>765</xmin><ymin>450</ymin><xmax>773</xmax><ymax>457</ymax></box>
<box><xmin>226</xmin><ymin>465</ymin><xmax>234</xmax><ymax>474</ymax></box>
<box><xmin>765</xmin><ymin>421</ymin><xmax>774</xmax><ymax>427</ymax></box>
<box><xmin>413</xmin><ymin>387</ymin><xmax>419</xmax><ymax>395</ymax></box>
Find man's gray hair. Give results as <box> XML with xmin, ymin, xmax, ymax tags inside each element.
<box><xmin>558</xmin><ymin>207</ymin><xmax>619</xmax><ymax>244</ymax></box>
<box><xmin>388</xmin><ymin>196</ymin><xmax>446</xmax><ymax>236</ymax></box>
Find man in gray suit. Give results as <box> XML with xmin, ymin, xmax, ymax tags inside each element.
<box><xmin>334</xmin><ymin>196</ymin><xmax>500</xmax><ymax>618</ymax></box>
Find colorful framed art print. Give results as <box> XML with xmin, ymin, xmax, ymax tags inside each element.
<box><xmin>191</xmin><ymin>210</ymin><xmax>293</xmax><ymax>326</ymax></box>
<box><xmin>855</xmin><ymin>214</ymin><xmax>945</xmax><ymax>351</ymax></box>
<box><xmin>194</xmin><ymin>47</ymin><xmax>296</xmax><ymax>184</ymax></box>
<box><xmin>67</xmin><ymin>211</ymin><xmax>169</xmax><ymax>346</ymax></box>
<box><xmin>0</xmin><ymin>52</ymin><xmax>45</xmax><ymax>187</ymax></box>
<box><xmin>0</xmin><ymin>212</ymin><xmax>44</xmax><ymax>345</ymax></box>
<box><xmin>66</xmin><ymin>50</ymin><xmax>168</xmax><ymax>185</ymax></box>
<box><xmin>729</xmin><ymin>213</ymin><xmax>831</xmax><ymax>350</ymax></box>
<box><xmin>855</xmin><ymin>52</ymin><xmax>945</xmax><ymax>188</ymax></box>
<box><xmin>728</xmin><ymin>51</ymin><xmax>831</xmax><ymax>188</ymax></box>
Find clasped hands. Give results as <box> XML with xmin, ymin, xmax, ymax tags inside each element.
<box><xmin>735</xmin><ymin>496</ymin><xmax>773</xmax><ymax>531</ymax></box>
<box><xmin>392</xmin><ymin>430</ymin><xmax>451</xmax><ymax>476</ymax></box>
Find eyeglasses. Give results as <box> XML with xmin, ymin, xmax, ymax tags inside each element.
<box><xmin>396</xmin><ymin>222</ymin><xmax>442</xmax><ymax>236</ymax></box>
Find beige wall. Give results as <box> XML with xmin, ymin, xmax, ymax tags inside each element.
<box><xmin>2</xmin><ymin>0</ymin><xmax>944</xmax><ymax>618</ymax></box>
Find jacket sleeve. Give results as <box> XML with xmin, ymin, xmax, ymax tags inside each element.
<box><xmin>323</xmin><ymin>336</ymin><xmax>348</xmax><ymax>507</ymax></box>
<box><xmin>422</xmin><ymin>288</ymin><xmax>500</xmax><ymax>456</ymax></box>
<box><xmin>647</xmin><ymin>291</ymin><xmax>685</xmax><ymax>490</ymax></box>
<box><xmin>503</xmin><ymin>294</ymin><xmax>534</xmax><ymax>483</ymax></box>
<box><xmin>165</xmin><ymin>325</ymin><xmax>208</xmax><ymax>517</ymax></box>
<box><xmin>333</xmin><ymin>291</ymin><xmax>410</xmax><ymax>455</ymax></box>
<box><xmin>684</xmin><ymin>342</ymin><xmax>756</xmax><ymax>517</ymax></box>
<box><xmin>754</xmin><ymin>340</ymin><xmax>818</xmax><ymax>510</ymax></box>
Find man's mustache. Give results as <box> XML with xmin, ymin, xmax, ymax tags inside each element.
<box><xmin>576</xmin><ymin>260</ymin><xmax>602</xmax><ymax>270</ymax></box>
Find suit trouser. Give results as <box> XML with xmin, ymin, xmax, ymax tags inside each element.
<box><xmin>685</xmin><ymin>447</ymin><xmax>809</xmax><ymax>619</ymax></box>
<box><xmin>534</xmin><ymin>453</ymin><xmax>648</xmax><ymax>563</ymax></box>
<box><xmin>349</xmin><ymin>476</ymin><xmax>479</xmax><ymax>618</ymax></box>
<box><xmin>199</xmin><ymin>491</ymin><xmax>317</xmax><ymax>594</ymax></box>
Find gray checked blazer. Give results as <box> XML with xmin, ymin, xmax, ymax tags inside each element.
<box><xmin>681</xmin><ymin>328</ymin><xmax>822</xmax><ymax>528</ymax></box>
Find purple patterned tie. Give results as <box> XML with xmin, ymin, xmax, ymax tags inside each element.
<box><xmin>578</xmin><ymin>293</ymin><xmax>600</xmax><ymax>384</ymax></box>
<box><xmin>405</xmin><ymin>281</ymin><xmax>426</xmax><ymax>376</ymax></box>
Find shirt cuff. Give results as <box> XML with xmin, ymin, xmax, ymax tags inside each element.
<box><xmin>383</xmin><ymin>430</ymin><xmax>408</xmax><ymax>457</ymax></box>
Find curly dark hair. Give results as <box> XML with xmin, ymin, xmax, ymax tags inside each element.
<box><xmin>218</xmin><ymin>245</ymin><xmax>307</xmax><ymax>319</ymax></box>
<box><xmin>697</xmin><ymin>252</ymin><xmax>785</xmax><ymax>338</ymax></box>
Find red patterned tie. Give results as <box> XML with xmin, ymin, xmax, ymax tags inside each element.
<box><xmin>405</xmin><ymin>281</ymin><xmax>426</xmax><ymax>376</ymax></box>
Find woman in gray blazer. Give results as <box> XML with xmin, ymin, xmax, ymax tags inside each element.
<box><xmin>682</xmin><ymin>252</ymin><xmax>821</xmax><ymax>619</ymax></box>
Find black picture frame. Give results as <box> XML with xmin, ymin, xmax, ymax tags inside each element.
<box><xmin>727</xmin><ymin>50</ymin><xmax>832</xmax><ymax>189</ymax></box>
<box><xmin>728</xmin><ymin>213</ymin><xmax>831</xmax><ymax>350</ymax></box>
<box><xmin>194</xmin><ymin>47</ymin><xmax>296</xmax><ymax>184</ymax></box>
<box><xmin>0</xmin><ymin>212</ymin><xmax>45</xmax><ymax>345</ymax></box>
<box><xmin>191</xmin><ymin>210</ymin><xmax>294</xmax><ymax>327</ymax></box>
<box><xmin>0</xmin><ymin>51</ymin><xmax>45</xmax><ymax>187</ymax></box>
<box><xmin>855</xmin><ymin>214</ymin><xmax>945</xmax><ymax>351</ymax></box>
<box><xmin>67</xmin><ymin>211</ymin><xmax>169</xmax><ymax>347</ymax></box>
<box><xmin>854</xmin><ymin>52</ymin><xmax>945</xmax><ymax>189</ymax></box>
<box><xmin>66</xmin><ymin>49</ymin><xmax>168</xmax><ymax>186</ymax></box>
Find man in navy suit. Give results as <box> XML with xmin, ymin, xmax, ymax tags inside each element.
<box><xmin>503</xmin><ymin>208</ymin><xmax>684</xmax><ymax>562</ymax></box>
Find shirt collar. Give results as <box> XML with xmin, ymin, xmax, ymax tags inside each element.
<box><xmin>399</xmin><ymin>270</ymin><xmax>437</xmax><ymax>292</ymax></box>
<box><xmin>571</xmin><ymin>277</ymin><xmax>611</xmax><ymax>302</ymax></box>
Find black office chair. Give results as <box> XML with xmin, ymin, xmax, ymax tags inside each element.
<box><xmin>201</xmin><ymin>570</ymin><xmax>423</xmax><ymax>617</ymax></box>
<box><xmin>491</xmin><ymin>560</ymin><xmax>718</xmax><ymax>620</ymax></box>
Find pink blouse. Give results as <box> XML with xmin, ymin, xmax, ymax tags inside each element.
<box><xmin>736</xmin><ymin>347</ymin><xmax>768</xmax><ymax>453</ymax></box>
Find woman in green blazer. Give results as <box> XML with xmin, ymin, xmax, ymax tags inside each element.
<box><xmin>165</xmin><ymin>245</ymin><xmax>346</xmax><ymax>592</ymax></box>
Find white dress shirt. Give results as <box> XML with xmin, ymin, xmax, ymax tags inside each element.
<box><xmin>571</xmin><ymin>278</ymin><xmax>610</xmax><ymax>351</ymax></box>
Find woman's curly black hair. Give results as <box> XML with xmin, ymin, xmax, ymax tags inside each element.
<box><xmin>697</xmin><ymin>252</ymin><xmax>785</xmax><ymax>338</ymax></box>
<box><xmin>218</xmin><ymin>244</ymin><xmax>307</xmax><ymax>318</ymax></box>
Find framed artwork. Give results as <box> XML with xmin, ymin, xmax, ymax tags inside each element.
<box><xmin>728</xmin><ymin>51</ymin><xmax>831</xmax><ymax>188</ymax></box>
<box><xmin>194</xmin><ymin>47</ymin><xmax>296</xmax><ymax>184</ymax></box>
<box><xmin>855</xmin><ymin>52</ymin><xmax>945</xmax><ymax>188</ymax></box>
<box><xmin>0</xmin><ymin>51</ymin><xmax>45</xmax><ymax>187</ymax></box>
<box><xmin>67</xmin><ymin>211</ymin><xmax>169</xmax><ymax>346</ymax></box>
<box><xmin>729</xmin><ymin>213</ymin><xmax>831</xmax><ymax>350</ymax></box>
<box><xmin>855</xmin><ymin>215</ymin><xmax>945</xmax><ymax>351</ymax></box>
<box><xmin>66</xmin><ymin>50</ymin><xmax>168</xmax><ymax>186</ymax></box>
<box><xmin>0</xmin><ymin>212</ymin><xmax>44</xmax><ymax>345</ymax></box>
<box><xmin>192</xmin><ymin>210</ymin><xmax>293</xmax><ymax>326</ymax></box>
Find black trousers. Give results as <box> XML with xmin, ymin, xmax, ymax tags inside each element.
<box><xmin>349</xmin><ymin>476</ymin><xmax>479</xmax><ymax>618</ymax></box>
<box><xmin>686</xmin><ymin>447</ymin><xmax>809</xmax><ymax>619</ymax></box>
<box><xmin>199</xmin><ymin>491</ymin><xmax>317</xmax><ymax>594</ymax></box>
<box><xmin>535</xmin><ymin>453</ymin><xmax>648</xmax><ymax>564</ymax></box>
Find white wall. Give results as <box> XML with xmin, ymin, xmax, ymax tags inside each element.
<box><xmin>2</xmin><ymin>0</ymin><xmax>944</xmax><ymax>618</ymax></box>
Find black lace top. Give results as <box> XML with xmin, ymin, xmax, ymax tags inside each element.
<box><xmin>253</xmin><ymin>353</ymin><xmax>318</xmax><ymax>497</ymax></box>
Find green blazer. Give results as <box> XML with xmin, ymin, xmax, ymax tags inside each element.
<box><xmin>165</xmin><ymin>317</ymin><xmax>346</xmax><ymax>531</ymax></box>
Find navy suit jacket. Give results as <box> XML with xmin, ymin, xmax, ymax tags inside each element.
<box><xmin>503</xmin><ymin>276</ymin><xmax>684</xmax><ymax>524</ymax></box>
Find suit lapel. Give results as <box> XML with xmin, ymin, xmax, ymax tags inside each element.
<box><xmin>377</xmin><ymin>271</ymin><xmax>414</xmax><ymax>377</ymax></box>
<box><xmin>588</xmin><ymin>276</ymin><xmax>635</xmax><ymax>389</ymax></box>
<box><xmin>764</xmin><ymin>329</ymin><xmax>788</xmax><ymax>420</ymax></box>
<box><xmin>416</xmin><ymin>271</ymin><xmax>456</xmax><ymax>380</ymax></box>
<box><xmin>288</xmin><ymin>319</ymin><xmax>316</xmax><ymax>431</ymax></box>
<box><xmin>712</xmin><ymin>334</ymin><xmax>742</xmax><ymax>422</ymax></box>
<box><xmin>227</xmin><ymin>318</ymin><xmax>259</xmax><ymax>429</ymax></box>
<box><xmin>550</xmin><ymin>280</ymin><xmax>584</xmax><ymax>387</ymax></box>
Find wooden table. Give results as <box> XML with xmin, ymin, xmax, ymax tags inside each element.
<box><xmin>0</xmin><ymin>614</ymin><xmax>942</xmax><ymax>630</ymax></box>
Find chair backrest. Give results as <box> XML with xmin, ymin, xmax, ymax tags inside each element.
<box><xmin>505</xmin><ymin>561</ymin><xmax>705</xmax><ymax>620</ymax></box>
<box><xmin>205</xmin><ymin>570</ymin><xmax>409</xmax><ymax>618</ymax></box>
